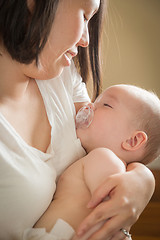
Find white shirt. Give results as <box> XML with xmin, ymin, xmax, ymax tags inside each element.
<box><xmin>0</xmin><ymin>62</ymin><xmax>89</xmax><ymax>240</ymax></box>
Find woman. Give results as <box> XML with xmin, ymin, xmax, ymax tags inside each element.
<box><xmin>0</xmin><ymin>0</ymin><xmax>155</xmax><ymax>239</ymax></box>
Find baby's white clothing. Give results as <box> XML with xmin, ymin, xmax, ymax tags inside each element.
<box><xmin>23</xmin><ymin>219</ymin><xmax>75</xmax><ymax>240</ymax></box>
<box><xmin>0</xmin><ymin>62</ymin><xmax>89</xmax><ymax>240</ymax></box>
<box><xmin>23</xmin><ymin>218</ymin><xmax>105</xmax><ymax>240</ymax></box>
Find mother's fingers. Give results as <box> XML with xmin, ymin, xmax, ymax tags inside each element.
<box><xmin>79</xmin><ymin>218</ymin><xmax>131</xmax><ymax>240</ymax></box>
<box><xmin>87</xmin><ymin>176</ymin><xmax>119</xmax><ymax>208</ymax></box>
<box><xmin>77</xmin><ymin>200</ymin><xmax>116</xmax><ymax>236</ymax></box>
<box><xmin>77</xmin><ymin>192</ymin><xmax>134</xmax><ymax>237</ymax></box>
<box><xmin>77</xmin><ymin>211</ymin><xmax>131</xmax><ymax>240</ymax></box>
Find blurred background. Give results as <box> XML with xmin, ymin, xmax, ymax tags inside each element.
<box><xmin>101</xmin><ymin>0</ymin><xmax>160</xmax><ymax>170</ymax></box>
<box><xmin>99</xmin><ymin>1</ymin><xmax>160</xmax><ymax>239</ymax></box>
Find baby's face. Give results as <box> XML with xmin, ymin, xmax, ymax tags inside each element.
<box><xmin>76</xmin><ymin>85</ymin><xmax>138</xmax><ymax>153</ymax></box>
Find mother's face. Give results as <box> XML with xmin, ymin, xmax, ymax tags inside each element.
<box><xmin>22</xmin><ymin>0</ymin><xmax>100</xmax><ymax>80</ymax></box>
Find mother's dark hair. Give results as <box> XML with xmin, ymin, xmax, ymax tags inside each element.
<box><xmin>75</xmin><ymin>0</ymin><xmax>105</xmax><ymax>99</ymax></box>
<box><xmin>0</xmin><ymin>0</ymin><xmax>59</xmax><ymax>64</ymax></box>
<box><xmin>0</xmin><ymin>0</ymin><xmax>105</xmax><ymax>98</ymax></box>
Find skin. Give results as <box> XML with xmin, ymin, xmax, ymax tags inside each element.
<box><xmin>35</xmin><ymin>85</ymin><xmax>151</xmax><ymax>240</ymax></box>
<box><xmin>77</xmin><ymin>85</ymin><xmax>148</xmax><ymax>162</ymax></box>
<box><xmin>35</xmin><ymin>148</ymin><xmax>126</xmax><ymax>240</ymax></box>
<box><xmin>79</xmin><ymin>162</ymin><xmax>154</xmax><ymax>240</ymax></box>
<box><xmin>0</xmin><ymin>0</ymin><xmax>99</xmax><ymax>152</ymax></box>
<box><xmin>77</xmin><ymin>85</ymin><xmax>134</xmax><ymax>153</ymax></box>
<box><xmin>76</xmin><ymin>86</ymin><xmax>155</xmax><ymax>239</ymax></box>
<box><xmin>0</xmin><ymin>0</ymin><xmax>155</xmax><ymax>239</ymax></box>
<box><xmin>24</xmin><ymin>0</ymin><xmax>99</xmax><ymax>80</ymax></box>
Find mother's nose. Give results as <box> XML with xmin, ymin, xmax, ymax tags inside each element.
<box><xmin>77</xmin><ymin>25</ymin><xmax>89</xmax><ymax>48</ymax></box>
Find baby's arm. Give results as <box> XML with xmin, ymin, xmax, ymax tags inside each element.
<box><xmin>83</xmin><ymin>147</ymin><xmax>126</xmax><ymax>195</ymax></box>
<box><xmin>72</xmin><ymin>148</ymin><xmax>126</xmax><ymax>240</ymax></box>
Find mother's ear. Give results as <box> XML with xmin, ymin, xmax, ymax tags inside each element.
<box><xmin>122</xmin><ymin>131</ymin><xmax>148</xmax><ymax>151</ymax></box>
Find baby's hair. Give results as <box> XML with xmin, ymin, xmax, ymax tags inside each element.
<box><xmin>140</xmin><ymin>90</ymin><xmax>160</xmax><ymax>165</ymax></box>
<box><xmin>123</xmin><ymin>85</ymin><xmax>160</xmax><ymax>165</ymax></box>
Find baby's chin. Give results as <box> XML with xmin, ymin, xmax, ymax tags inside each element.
<box><xmin>76</xmin><ymin>128</ymin><xmax>89</xmax><ymax>151</ymax></box>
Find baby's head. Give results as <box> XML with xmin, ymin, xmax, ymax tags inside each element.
<box><xmin>119</xmin><ymin>84</ymin><xmax>160</xmax><ymax>165</ymax></box>
<box><xmin>76</xmin><ymin>84</ymin><xmax>160</xmax><ymax>165</ymax></box>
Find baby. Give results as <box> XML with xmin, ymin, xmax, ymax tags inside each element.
<box><xmin>24</xmin><ymin>84</ymin><xmax>160</xmax><ymax>240</ymax></box>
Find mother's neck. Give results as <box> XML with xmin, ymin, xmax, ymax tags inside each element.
<box><xmin>0</xmin><ymin>50</ymin><xmax>31</xmax><ymax>101</ymax></box>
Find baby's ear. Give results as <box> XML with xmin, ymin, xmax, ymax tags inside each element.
<box><xmin>122</xmin><ymin>131</ymin><xmax>148</xmax><ymax>151</ymax></box>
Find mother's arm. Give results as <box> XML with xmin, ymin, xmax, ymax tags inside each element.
<box><xmin>76</xmin><ymin>162</ymin><xmax>155</xmax><ymax>240</ymax></box>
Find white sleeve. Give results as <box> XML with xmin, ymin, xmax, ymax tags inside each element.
<box><xmin>23</xmin><ymin>219</ymin><xmax>75</xmax><ymax>240</ymax></box>
<box><xmin>23</xmin><ymin>228</ymin><xmax>57</xmax><ymax>240</ymax></box>
<box><xmin>71</xmin><ymin>61</ymin><xmax>91</xmax><ymax>103</ymax></box>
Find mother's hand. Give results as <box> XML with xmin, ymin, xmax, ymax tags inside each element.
<box><xmin>76</xmin><ymin>162</ymin><xmax>155</xmax><ymax>240</ymax></box>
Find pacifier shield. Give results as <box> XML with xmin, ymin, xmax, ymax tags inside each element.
<box><xmin>75</xmin><ymin>105</ymin><xmax>94</xmax><ymax>129</ymax></box>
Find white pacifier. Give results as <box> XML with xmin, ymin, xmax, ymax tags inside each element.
<box><xmin>75</xmin><ymin>105</ymin><xmax>94</xmax><ymax>129</ymax></box>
